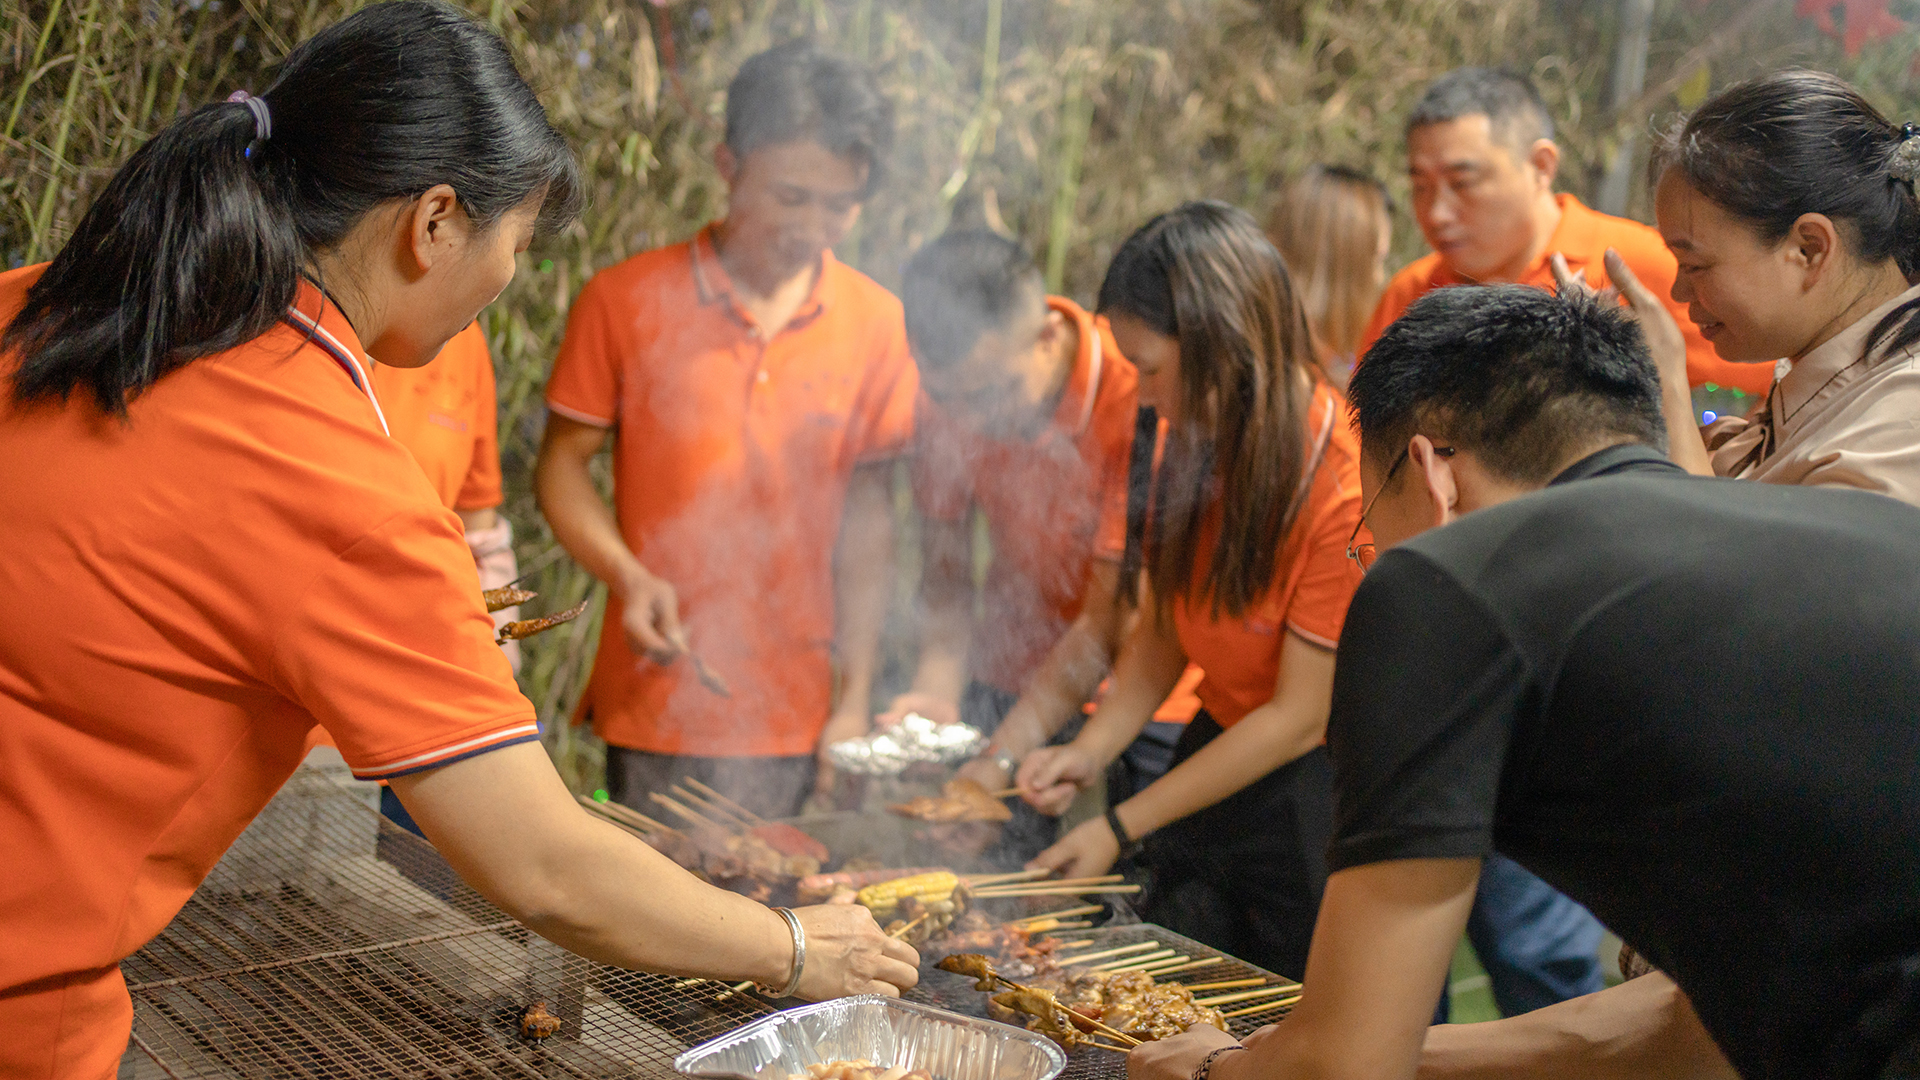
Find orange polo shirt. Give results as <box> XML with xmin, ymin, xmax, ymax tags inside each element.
<box><xmin>372</xmin><ymin>321</ymin><xmax>503</xmax><ymax>511</ymax></box>
<box><xmin>0</xmin><ymin>268</ymin><xmax>537</xmax><ymax>1080</ymax></box>
<box><xmin>1360</xmin><ymin>193</ymin><xmax>1774</xmax><ymax>397</ymax></box>
<box><xmin>1172</xmin><ymin>383</ymin><xmax>1363</xmax><ymax>728</ymax></box>
<box><xmin>546</xmin><ymin>227</ymin><xmax>918</xmax><ymax>757</ymax></box>
<box><xmin>912</xmin><ymin>297</ymin><xmax>1137</xmax><ymax>694</ymax></box>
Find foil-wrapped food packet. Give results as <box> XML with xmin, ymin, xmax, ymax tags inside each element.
<box><xmin>825</xmin><ymin>713</ymin><xmax>986</xmax><ymax>777</ymax></box>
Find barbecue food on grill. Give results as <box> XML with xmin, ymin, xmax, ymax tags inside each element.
<box><xmin>751</xmin><ymin>822</ymin><xmax>830</xmax><ymax>862</ymax></box>
<box><xmin>787</xmin><ymin>1061</ymin><xmax>932</xmax><ymax>1080</ymax></box>
<box><xmin>990</xmin><ymin>987</ymin><xmax>1098</xmax><ymax>1049</ymax></box>
<box><xmin>888</xmin><ymin>777</ymin><xmax>1013</xmax><ymax>823</ymax></box>
<box><xmin>935</xmin><ymin>952</ymin><xmax>999</xmax><ymax>991</ymax></box>
<box><xmin>1060</xmin><ymin>970</ymin><xmax>1228</xmax><ymax>1041</ymax></box>
<box><xmin>518</xmin><ymin>1001</ymin><xmax>562</xmax><ymax>1039</ymax></box>
<box><xmin>797</xmin><ymin>866</ymin><xmax>946</xmax><ymax>904</ymax></box>
<box><xmin>636</xmin><ymin>823</ymin><xmax>816</xmax><ymax>896</ymax></box>
<box><xmin>926</xmin><ymin>912</ymin><xmax>1063</xmax><ymax>981</ymax></box>
<box><xmin>482</xmin><ymin>586</ymin><xmax>537</xmax><ymax>612</ymax></box>
<box><xmin>496</xmin><ymin>599</ymin><xmax>589</xmax><ymax>642</ymax></box>
<box><xmin>856</xmin><ymin>871</ymin><xmax>967</xmax><ymax>919</ymax></box>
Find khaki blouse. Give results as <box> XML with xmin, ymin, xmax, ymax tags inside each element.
<box><xmin>1709</xmin><ymin>283</ymin><xmax>1920</xmax><ymax>508</ymax></box>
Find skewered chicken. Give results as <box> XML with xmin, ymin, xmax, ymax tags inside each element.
<box><xmin>935</xmin><ymin>952</ymin><xmax>999</xmax><ymax>991</ymax></box>
<box><xmin>496</xmin><ymin>600</ymin><xmax>589</xmax><ymax>642</ymax></box>
<box><xmin>888</xmin><ymin>777</ymin><xmax>1013</xmax><ymax>823</ymax></box>
<box><xmin>482</xmin><ymin>586</ymin><xmax>537</xmax><ymax>613</ymax></box>
<box><xmin>518</xmin><ymin>1001</ymin><xmax>562</xmax><ymax>1039</ymax></box>
<box><xmin>1059</xmin><ymin>970</ymin><xmax>1228</xmax><ymax>1041</ymax></box>
<box><xmin>787</xmin><ymin>1062</ymin><xmax>931</xmax><ymax>1080</ymax></box>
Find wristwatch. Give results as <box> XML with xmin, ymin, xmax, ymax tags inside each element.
<box><xmin>985</xmin><ymin>745</ymin><xmax>1019</xmax><ymax>778</ymax></box>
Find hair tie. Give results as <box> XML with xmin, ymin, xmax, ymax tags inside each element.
<box><xmin>226</xmin><ymin>90</ymin><xmax>272</xmax><ymax>158</ymax></box>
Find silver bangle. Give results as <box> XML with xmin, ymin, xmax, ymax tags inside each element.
<box><xmin>759</xmin><ymin>907</ymin><xmax>806</xmax><ymax>998</ymax></box>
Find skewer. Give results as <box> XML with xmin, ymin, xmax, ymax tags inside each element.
<box><xmin>1020</xmin><ymin>919</ymin><xmax>1092</xmax><ymax>932</ymax></box>
<box><xmin>970</xmin><ymin>885</ymin><xmax>1142</xmax><ymax>899</ymax></box>
<box><xmin>1099</xmin><ymin>953</ymin><xmax>1190</xmax><ymax>974</ymax></box>
<box><xmin>683</xmin><ymin>777</ymin><xmax>768</xmax><ymax>827</ymax></box>
<box><xmin>1222</xmin><ymin>993</ymin><xmax>1302</xmax><ymax>1019</ymax></box>
<box><xmin>1084</xmin><ymin>1039</ymin><xmax>1135</xmax><ymax>1053</ymax></box>
<box><xmin>1046</xmin><ymin>939</ymin><xmax>1094</xmax><ymax>949</ymax></box>
<box><xmin>1059</xmin><ymin>942</ymin><xmax>1161</xmax><ymax>966</ymax></box>
<box><xmin>712</xmin><ymin>980</ymin><xmax>757</xmax><ymax>1002</ymax></box>
<box><xmin>594</xmin><ymin>800</ymin><xmax>676</xmax><ymax>834</ymax></box>
<box><xmin>1147</xmin><ymin>957</ymin><xmax>1227</xmax><ymax>976</ymax></box>
<box><xmin>651</xmin><ymin>792</ymin><xmax>724</xmax><ymax>830</ymax></box>
<box><xmin>888</xmin><ymin>914</ymin><xmax>929</xmax><ymax>939</ymax></box>
<box><xmin>1087</xmin><ymin>949</ymin><xmax>1176</xmax><ymax>972</ymax></box>
<box><xmin>964</xmin><ymin>869</ymin><xmax>1052</xmax><ymax>887</ymax></box>
<box><xmin>992</xmin><ymin>977</ymin><xmax>1142</xmax><ymax>1047</ymax></box>
<box><xmin>1009</xmin><ymin>904</ymin><xmax>1104</xmax><ymax>925</ymax></box>
<box><xmin>1178</xmin><ymin>978</ymin><xmax>1267</xmax><ymax>992</ymax></box>
<box><xmin>577</xmin><ymin>796</ymin><xmax>664</xmax><ymax>836</ymax></box>
<box><xmin>671</xmin><ymin>784</ymin><xmax>755</xmax><ymax>829</ymax></box>
<box><xmin>971</xmin><ymin>874</ymin><xmax>1124</xmax><ymax>893</ymax></box>
<box><xmin>1192</xmin><ymin>986</ymin><xmax>1295</xmax><ymax>1007</ymax></box>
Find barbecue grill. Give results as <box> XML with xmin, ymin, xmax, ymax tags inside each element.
<box><xmin>121</xmin><ymin>766</ymin><xmax>1290</xmax><ymax>1080</ymax></box>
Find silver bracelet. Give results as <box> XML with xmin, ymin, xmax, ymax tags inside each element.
<box><xmin>758</xmin><ymin>907</ymin><xmax>806</xmax><ymax>998</ymax></box>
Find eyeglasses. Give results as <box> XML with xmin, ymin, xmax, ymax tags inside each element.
<box><xmin>1347</xmin><ymin>444</ymin><xmax>1455</xmax><ymax>573</ymax></box>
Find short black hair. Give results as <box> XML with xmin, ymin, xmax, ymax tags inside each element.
<box><xmin>900</xmin><ymin>230</ymin><xmax>1044</xmax><ymax>375</ymax></box>
<box><xmin>724</xmin><ymin>41</ymin><xmax>894</xmax><ymax>197</ymax></box>
<box><xmin>1407</xmin><ymin>67</ymin><xmax>1553</xmax><ymax>152</ymax></box>
<box><xmin>1348</xmin><ymin>285</ymin><xmax>1666</xmax><ymax>484</ymax></box>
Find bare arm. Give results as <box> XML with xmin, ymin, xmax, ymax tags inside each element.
<box><xmin>989</xmin><ymin>559</ymin><xmax>1127</xmax><ymax>766</ymax></box>
<box><xmin>389</xmin><ymin>742</ymin><xmax>919</xmax><ymax>997</ymax></box>
<box><xmin>534</xmin><ymin>413</ymin><xmax>683</xmax><ymax>658</ymax></box>
<box><xmin>880</xmin><ymin>511</ymin><xmax>974</xmax><ymax>727</ymax></box>
<box><xmin>824</xmin><ymin>462</ymin><xmax>898</xmax><ymax>745</ymax></box>
<box><xmin>1418</xmin><ymin>973</ymin><xmax>1736</xmax><ymax>1080</ymax></box>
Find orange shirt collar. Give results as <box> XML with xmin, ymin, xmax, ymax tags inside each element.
<box><xmin>1428</xmin><ymin>193</ymin><xmax>1602</xmax><ymax>287</ymax></box>
<box><xmin>1046</xmin><ymin>295</ymin><xmax>1108</xmax><ymax>438</ymax></box>
<box><xmin>688</xmin><ymin>223</ymin><xmax>833</xmax><ymax>333</ymax></box>
<box><xmin>286</xmin><ymin>277</ymin><xmax>388</xmax><ymax>434</ymax></box>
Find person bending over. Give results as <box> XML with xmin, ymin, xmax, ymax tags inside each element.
<box><xmin>1130</xmin><ymin>284</ymin><xmax>1920</xmax><ymax>1080</ymax></box>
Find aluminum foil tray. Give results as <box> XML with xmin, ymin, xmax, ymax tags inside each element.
<box><xmin>674</xmin><ymin>996</ymin><xmax>1067</xmax><ymax>1080</ymax></box>
<box><xmin>824</xmin><ymin>713</ymin><xmax>986</xmax><ymax>776</ymax></box>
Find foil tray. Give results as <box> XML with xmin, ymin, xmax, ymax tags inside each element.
<box><xmin>674</xmin><ymin>996</ymin><xmax>1067</xmax><ymax>1080</ymax></box>
<box><xmin>824</xmin><ymin>713</ymin><xmax>986</xmax><ymax>776</ymax></box>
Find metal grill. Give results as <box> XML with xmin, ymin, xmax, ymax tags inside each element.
<box><xmin>125</xmin><ymin>767</ymin><xmax>780</xmax><ymax>1079</ymax></box>
<box><xmin>906</xmin><ymin>925</ymin><xmax>1296</xmax><ymax>1080</ymax></box>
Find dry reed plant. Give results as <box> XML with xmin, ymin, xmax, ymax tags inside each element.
<box><xmin>2</xmin><ymin>0</ymin><xmax>1911</xmax><ymax>791</ymax></box>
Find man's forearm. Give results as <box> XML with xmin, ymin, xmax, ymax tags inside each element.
<box><xmin>535</xmin><ymin>425</ymin><xmax>647</xmax><ymax>598</ymax></box>
<box><xmin>833</xmin><ymin>463</ymin><xmax>896</xmax><ymax>718</ymax></box>
<box><xmin>908</xmin><ymin>513</ymin><xmax>973</xmax><ymax>706</ymax></box>
<box><xmin>1418</xmin><ymin>975</ymin><xmax>1736</xmax><ymax>1080</ymax></box>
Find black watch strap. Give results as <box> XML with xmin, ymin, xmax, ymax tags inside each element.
<box><xmin>1106</xmin><ymin>804</ymin><xmax>1144</xmax><ymax>859</ymax></box>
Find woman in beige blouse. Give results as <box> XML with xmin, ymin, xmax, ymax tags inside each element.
<box><xmin>1587</xmin><ymin>70</ymin><xmax>1920</xmax><ymax>506</ymax></box>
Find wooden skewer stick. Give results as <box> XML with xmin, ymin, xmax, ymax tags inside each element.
<box><xmin>683</xmin><ymin>777</ymin><xmax>767</xmax><ymax>827</ymax></box>
<box><xmin>963</xmin><ymin>868</ymin><xmax>1052</xmax><ymax>887</ymax></box>
<box><xmin>1100</xmin><ymin>954</ymin><xmax>1191</xmax><ymax>974</ymax></box>
<box><xmin>605</xmin><ymin>803</ymin><xmax>676</xmax><ymax>834</ymax></box>
<box><xmin>1020</xmin><ymin>919</ymin><xmax>1093</xmax><ymax>932</ymax></box>
<box><xmin>1059</xmin><ymin>942</ymin><xmax>1161</xmax><ymax>966</ymax></box>
<box><xmin>1178</xmin><ymin>978</ymin><xmax>1267</xmax><ymax>992</ymax></box>
<box><xmin>1009</xmin><ymin>904</ymin><xmax>1104</xmax><ymax>925</ymax></box>
<box><xmin>971</xmin><ymin>885</ymin><xmax>1142</xmax><ymax>899</ymax></box>
<box><xmin>1084</xmin><ymin>1039</ymin><xmax>1135</xmax><ymax>1053</ymax></box>
<box><xmin>1147</xmin><ymin>957</ymin><xmax>1226</xmax><ymax>976</ymax></box>
<box><xmin>1193</xmin><ymin>985</ymin><xmax>1295</xmax><ymax>1008</ymax></box>
<box><xmin>671</xmin><ymin>785</ymin><xmax>755</xmax><ymax>829</ymax></box>
<box><xmin>1088</xmin><ymin>949</ymin><xmax>1177</xmax><ymax>972</ymax></box>
<box><xmin>712</xmin><ymin>980</ymin><xmax>757</xmax><ymax>1002</ymax></box>
<box><xmin>973</xmin><ymin>874</ymin><xmax>1124</xmax><ymax>892</ymax></box>
<box><xmin>1222</xmin><ymin>993</ymin><xmax>1302</xmax><ymax>1019</ymax></box>
<box><xmin>989</xmin><ymin>973</ymin><xmax>1141</xmax><ymax>1048</ymax></box>
<box><xmin>1048</xmin><ymin>939</ymin><xmax>1095</xmax><ymax>949</ymax></box>
<box><xmin>888</xmin><ymin>914</ymin><xmax>929</xmax><ymax>939</ymax></box>
<box><xmin>651</xmin><ymin>792</ymin><xmax>723</xmax><ymax>829</ymax></box>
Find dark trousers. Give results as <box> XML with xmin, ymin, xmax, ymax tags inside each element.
<box><xmin>1462</xmin><ymin>854</ymin><xmax>1606</xmax><ymax>1016</ymax></box>
<box><xmin>1140</xmin><ymin>712</ymin><xmax>1333</xmax><ymax>981</ymax></box>
<box><xmin>604</xmin><ymin>747</ymin><xmax>816</xmax><ymax>821</ymax></box>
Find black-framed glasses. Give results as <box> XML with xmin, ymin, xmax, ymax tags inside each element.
<box><xmin>1347</xmin><ymin>445</ymin><xmax>1455</xmax><ymax>572</ymax></box>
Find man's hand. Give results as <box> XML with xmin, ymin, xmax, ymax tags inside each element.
<box><xmin>811</xmin><ymin>706</ymin><xmax>871</xmax><ymax>804</ymax></box>
<box><xmin>791</xmin><ymin>904</ymin><xmax>921</xmax><ymax>1000</ymax></box>
<box><xmin>1127</xmin><ymin>1025</ymin><xmax>1240</xmax><ymax>1080</ymax></box>
<box><xmin>874</xmin><ymin>691</ymin><xmax>961</xmax><ymax>730</ymax></box>
<box><xmin>1028</xmin><ymin>814</ymin><xmax>1120</xmax><ymax>878</ymax></box>
<box><xmin>1016</xmin><ymin>743</ymin><xmax>1100</xmax><ymax>816</ymax></box>
<box><xmin>619</xmin><ymin>567</ymin><xmax>684</xmax><ymax>665</ymax></box>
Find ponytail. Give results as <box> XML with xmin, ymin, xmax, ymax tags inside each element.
<box><xmin>5</xmin><ymin>0</ymin><xmax>580</xmax><ymax>416</ymax></box>
<box><xmin>1654</xmin><ymin>70</ymin><xmax>1920</xmax><ymax>367</ymax></box>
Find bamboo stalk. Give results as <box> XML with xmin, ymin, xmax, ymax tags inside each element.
<box><xmin>2</xmin><ymin>0</ymin><xmax>65</xmax><ymax>147</ymax></box>
<box><xmin>26</xmin><ymin>0</ymin><xmax>101</xmax><ymax>265</ymax></box>
<box><xmin>1193</xmin><ymin>986</ymin><xmax>1294</xmax><ymax>1008</ymax></box>
<box><xmin>1222</xmin><ymin>993</ymin><xmax>1302</xmax><ymax>1019</ymax></box>
<box><xmin>1059</xmin><ymin>942</ymin><xmax>1160</xmax><ymax>966</ymax></box>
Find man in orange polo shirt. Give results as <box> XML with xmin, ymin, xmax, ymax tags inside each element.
<box><xmin>1359</xmin><ymin>67</ymin><xmax>1667</xmax><ymax>1020</ymax></box>
<box><xmin>536</xmin><ymin>42</ymin><xmax>915</xmax><ymax>820</ymax></box>
<box><xmin>873</xmin><ymin>230</ymin><xmax>1145</xmax><ymax>861</ymax></box>
<box><xmin>1360</xmin><ymin>67</ymin><xmax>1772</xmax><ymax>400</ymax></box>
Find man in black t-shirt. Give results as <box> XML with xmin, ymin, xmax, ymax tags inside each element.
<box><xmin>1132</xmin><ymin>285</ymin><xmax>1920</xmax><ymax>1080</ymax></box>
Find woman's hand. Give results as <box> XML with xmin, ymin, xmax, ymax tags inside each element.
<box><xmin>791</xmin><ymin>903</ymin><xmax>921</xmax><ymax>1000</ymax></box>
<box><xmin>873</xmin><ymin>691</ymin><xmax>961</xmax><ymax>730</ymax></box>
<box><xmin>1125</xmin><ymin>1025</ymin><xmax>1240</xmax><ymax>1080</ymax></box>
<box><xmin>1016</xmin><ymin>744</ymin><xmax>1100</xmax><ymax>817</ymax></box>
<box><xmin>1028</xmin><ymin>815</ymin><xmax>1121</xmax><ymax>879</ymax></box>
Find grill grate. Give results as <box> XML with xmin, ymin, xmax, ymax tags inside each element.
<box><xmin>126</xmin><ymin>767</ymin><xmax>780</xmax><ymax>1079</ymax></box>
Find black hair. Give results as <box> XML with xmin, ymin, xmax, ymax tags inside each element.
<box><xmin>1349</xmin><ymin>285</ymin><xmax>1666</xmax><ymax>484</ymax></box>
<box><xmin>1653</xmin><ymin>69</ymin><xmax>1920</xmax><ymax>365</ymax></box>
<box><xmin>725</xmin><ymin>40</ymin><xmax>894</xmax><ymax>198</ymax></box>
<box><xmin>1098</xmin><ymin>200</ymin><xmax>1319</xmax><ymax>618</ymax></box>
<box><xmin>5</xmin><ymin>0</ymin><xmax>580</xmax><ymax>417</ymax></box>
<box><xmin>900</xmin><ymin>230</ymin><xmax>1043</xmax><ymax>376</ymax></box>
<box><xmin>1407</xmin><ymin>67</ymin><xmax>1554</xmax><ymax>152</ymax></box>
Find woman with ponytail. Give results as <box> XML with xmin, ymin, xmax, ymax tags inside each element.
<box><xmin>1015</xmin><ymin>202</ymin><xmax>1363</xmax><ymax>980</ymax></box>
<box><xmin>1588</xmin><ymin>69</ymin><xmax>1920</xmax><ymax>505</ymax></box>
<box><xmin>0</xmin><ymin>5</ymin><xmax>913</xmax><ymax>1074</ymax></box>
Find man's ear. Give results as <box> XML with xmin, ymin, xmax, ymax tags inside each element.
<box><xmin>1527</xmin><ymin>138</ymin><xmax>1560</xmax><ymax>191</ymax></box>
<box><xmin>1788</xmin><ymin>212</ymin><xmax>1841</xmax><ymax>290</ymax></box>
<box><xmin>1410</xmin><ymin>435</ymin><xmax>1459</xmax><ymax>529</ymax></box>
<box><xmin>714</xmin><ymin>143</ymin><xmax>739</xmax><ymax>187</ymax></box>
<box><xmin>407</xmin><ymin>183</ymin><xmax>465</xmax><ymax>276</ymax></box>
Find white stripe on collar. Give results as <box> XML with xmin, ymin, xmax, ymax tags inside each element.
<box><xmin>284</xmin><ymin>305</ymin><xmax>390</xmax><ymax>437</ymax></box>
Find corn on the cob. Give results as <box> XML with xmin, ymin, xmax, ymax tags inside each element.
<box><xmin>856</xmin><ymin>871</ymin><xmax>960</xmax><ymax>918</ymax></box>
